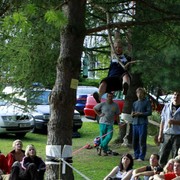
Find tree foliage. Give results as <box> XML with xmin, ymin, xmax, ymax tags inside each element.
<box><xmin>0</xmin><ymin>0</ymin><xmax>179</xmax><ymax>91</ymax></box>
<box><xmin>0</xmin><ymin>1</ymin><xmax>180</xmax><ymax>179</ymax></box>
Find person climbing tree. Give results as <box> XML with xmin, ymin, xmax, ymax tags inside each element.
<box><xmin>93</xmin><ymin>37</ymin><xmax>134</xmax><ymax>103</ymax></box>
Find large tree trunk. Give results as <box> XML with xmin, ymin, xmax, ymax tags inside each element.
<box><xmin>46</xmin><ymin>1</ymin><xmax>86</xmax><ymax>180</ymax></box>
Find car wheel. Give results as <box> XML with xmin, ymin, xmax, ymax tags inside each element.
<box><xmin>15</xmin><ymin>133</ymin><xmax>26</xmax><ymax>138</ymax></box>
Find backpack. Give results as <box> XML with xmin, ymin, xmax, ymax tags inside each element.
<box><xmin>93</xmin><ymin>136</ymin><xmax>100</xmax><ymax>147</ymax></box>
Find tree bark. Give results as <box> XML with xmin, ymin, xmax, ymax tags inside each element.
<box><xmin>46</xmin><ymin>1</ymin><xmax>86</xmax><ymax>180</ymax></box>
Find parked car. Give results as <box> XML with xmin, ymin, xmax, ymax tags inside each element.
<box><xmin>0</xmin><ymin>99</ymin><xmax>34</xmax><ymax>137</ymax></box>
<box><xmin>75</xmin><ymin>86</ymin><xmax>99</xmax><ymax>114</ymax></box>
<box><xmin>84</xmin><ymin>91</ymin><xmax>124</xmax><ymax>123</ymax></box>
<box><xmin>3</xmin><ymin>86</ymin><xmax>83</xmax><ymax>134</ymax></box>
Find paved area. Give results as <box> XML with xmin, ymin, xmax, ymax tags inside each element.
<box><xmin>81</xmin><ymin>115</ymin><xmax>96</xmax><ymax>122</ymax></box>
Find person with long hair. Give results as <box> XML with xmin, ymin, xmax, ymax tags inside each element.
<box><xmin>6</xmin><ymin>139</ymin><xmax>25</xmax><ymax>174</ymax></box>
<box><xmin>9</xmin><ymin>144</ymin><xmax>45</xmax><ymax>180</ymax></box>
<box><xmin>104</xmin><ymin>153</ymin><xmax>134</xmax><ymax>180</ymax></box>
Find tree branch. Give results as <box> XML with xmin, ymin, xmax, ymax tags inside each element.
<box><xmin>86</xmin><ymin>16</ymin><xmax>180</xmax><ymax>34</ymax></box>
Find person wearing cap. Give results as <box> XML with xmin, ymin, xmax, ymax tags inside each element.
<box><xmin>94</xmin><ymin>92</ymin><xmax>120</xmax><ymax>156</ymax></box>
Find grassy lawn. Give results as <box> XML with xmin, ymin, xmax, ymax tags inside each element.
<box><xmin>0</xmin><ymin>121</ymin><xmax>159</xmax><ymax>180</ymax></box>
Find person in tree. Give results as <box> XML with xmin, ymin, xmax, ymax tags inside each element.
<box><xmin>93</xmin><ymin>39</ymin><xmax>133</xmax><ymax>103</ymax></box>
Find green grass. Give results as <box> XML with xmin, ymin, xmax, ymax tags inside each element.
<box><xmin>0</xmin><ymin>121</ymin><xmax>159</xmax><ymax>180</ymax></box>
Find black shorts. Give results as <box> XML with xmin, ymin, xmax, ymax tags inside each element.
<box><xmin>101</xmin><ymin>76</ymin><xmax>123</xmax><ymax>93</ymax></box>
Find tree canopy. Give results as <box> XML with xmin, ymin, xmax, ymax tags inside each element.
<box><xmin>0</xmin><ymin>1</ymin><xmax>180</xmax><ymax>179</ymax></box>
<box><xmin>0</xmin><ymin>0</ymin><xmax>179</xmax><ymax>92</ymax></box>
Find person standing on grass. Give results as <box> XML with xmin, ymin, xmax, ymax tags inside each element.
<box><xmin>6</xmin><ymin>139</ymin><xmax>25</xmax><ymax>174</ymax></box>
<box><xmin>158</xmin><ymin>91</ymin><xmax>180</xmax><ymax>168</ymax></box>
<box><xmin>131</xmin><ymin>87</ymin><xmax>152</xmax><ymax>161</ymax></box>
<box><xmin>94</xmin><ymin>92</ymin><xmax>120</xmax><ymax>156</ymax></box>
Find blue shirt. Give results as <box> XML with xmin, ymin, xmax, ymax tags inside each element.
<box><xmin>132</xmin><ymin>98</ymin><xmax>152</xmax><ymax>125</ymax></box>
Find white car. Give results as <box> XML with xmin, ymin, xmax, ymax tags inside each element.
<box><xmin>0</xmin><ymin>99</ymin><xmax>34</xmax><ymax>137</ymax></box>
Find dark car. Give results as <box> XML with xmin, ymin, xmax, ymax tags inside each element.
<box><xmin>26</xmin><ymin>89</ymin><xmax>83</xmax><ymax>133</ymax></box>
<box><xmin>75</xmin><ymin>86</ymin><xmax>98</xmax><ymax>114</ymax></box>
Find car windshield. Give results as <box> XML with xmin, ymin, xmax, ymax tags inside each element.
<box><xmin>27</xmin><ymin>90</ymin><xmax>50</xmax><ymax>105</ymax></box>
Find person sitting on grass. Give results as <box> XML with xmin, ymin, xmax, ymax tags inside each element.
<box><xmin>0</xmin><ymin>151</ymin><xmax>9</xmax><ymax>180</ymax></box>
<box><xmin>153</xmin><ymin>158</ymin><xmax>180</xmax><ymax>180</ymax></box>
<box><xmin>6</xmin><ymin>139</ymin><xmax>25</xmax><ymax>174</ymax></box>
<box><xmin>9</xmin><ymin>144</ymin><xmax>46</xmax><ymax>180</ymax></box>
<box><xmin>132</xmin><ymin>154</ymin><xmax>163</xmax><ymax>180</ymax></box>
<box><xmin>160</xmin><ymin>159</ymin><xmax>175</xmax><ymax>175</ymax></box>
<box><xmin>104</xmin><ymin>153</ymin><xmax>134</xmax><ymax>180</ymax></box>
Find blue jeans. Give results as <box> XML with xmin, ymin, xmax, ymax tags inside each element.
<box><xmin>133</xmin><ymin>124</ymin><xmax>147</xmax><ymax>160</ymax></box>
<box><xmin>99</xmin><ymin>123</ymin><xmax>113</xmax><ymax>152</ymax></box>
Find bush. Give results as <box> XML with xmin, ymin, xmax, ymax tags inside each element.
<box><xmin>148</xmin><ymin>111</ymin><xmax>161</xmax><ymax>136</ymax></box>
